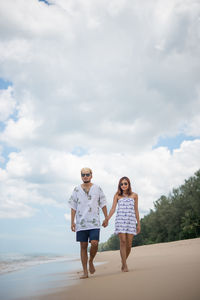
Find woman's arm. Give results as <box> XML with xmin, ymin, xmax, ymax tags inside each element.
<box><xmin>134</xmin><ymin>194</ymin><xmax>141</xmax><ymax>234</ymax></box>
<box><xmin>107</xmin><ymin>194</ymin><xmax>118</xmax><ymax>221</ymax></box>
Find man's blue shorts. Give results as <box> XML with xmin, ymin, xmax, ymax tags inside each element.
<box><xmin>76</xmin><ymin>229</ymin><xmax>100</xmax><ymax>242</ymax></box>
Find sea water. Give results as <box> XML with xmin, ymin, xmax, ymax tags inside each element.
<box><xmin>0</xmin><ymin>253</ymin><xmax>80</xmax><ymax>300</ymax></box>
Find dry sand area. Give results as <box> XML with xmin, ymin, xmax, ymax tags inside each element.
<box><xmin>40</xmin><ymin>238</ymin><xmax>200</xmax><ymax>300</ymax></box>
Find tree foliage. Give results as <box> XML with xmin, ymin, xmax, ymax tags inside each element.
<box><xmin>98</xmin><ymin>170</ymin><xmax>200</xmax><ymax>251</ymax></box>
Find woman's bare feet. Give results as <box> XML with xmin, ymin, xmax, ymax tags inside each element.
<box><xmin>121</xmin><ymin>264</ymin><xmax>129</xmax><ymax>272</ymax></box>
<box><xmin>89</xmin><ymin>259</ymin><xmax>96</xmax><ymax>274</ymax></box>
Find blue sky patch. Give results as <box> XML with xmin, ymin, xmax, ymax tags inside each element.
<box><xmin>38</xmin><ymin>0</ymin><xmax>51</xmax><ymax>5</ymax></box>
<box><xmin>0</xmin><ymin>205</ymin><xmax>76</xmax><ymax>254</ymax></box>
<box><xmin>0</xmin><ymin>122</ymin><xmax>6</xmax><ymax>132</ymax></box>
<box><xmin>71</xmin><ymin>146</ymin><xmax>88</xmax><ymax>157</ymax></box>
<box><xmin>0</xmin><ymin>78</ymin><xmax>12</xmax><ymax>90</ymax></box>
<box><xmin>153</xmin><ymin>133</ymin><xmax>198</xmax><ymax>152</ymax></box>
<box><xmin>0</xmin><ymin>144</ymin><xmax>19</xmax><ymax>169</ymax></box>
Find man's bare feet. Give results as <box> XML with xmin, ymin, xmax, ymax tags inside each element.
<box><xmin>80</xmin><ymin>273</ymin><xmax>88</xmax><ymax>279</ymax></box>
<box><xmin>89</xmin><ymin>259</ymin><xmax>96</xmax><ymax>274</ymax></box>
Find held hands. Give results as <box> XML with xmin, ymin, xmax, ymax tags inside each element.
<box><xmin>102</xmin><ymin>217</ymin><xmax>109</xmax><ymax>228</ymax></box>
<box><xmin>71</xmin><ymin>222</ymin><xmax>76</xmax><ymax>232</ymax></box>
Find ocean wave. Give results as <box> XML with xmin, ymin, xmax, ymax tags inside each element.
<box><xmin>0</xmin><ymin>253</ymin><xmax>79</xmax><ymax>275</ymax></box>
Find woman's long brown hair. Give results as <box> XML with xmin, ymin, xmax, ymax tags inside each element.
<box><xmin>116</xmin><ymin>176</ymin><xmax>133</xmax><ymax>197</ymax></box>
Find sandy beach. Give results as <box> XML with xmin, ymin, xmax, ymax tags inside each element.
<box><xmin>37</xmin><ymin>238</ymin><xmax>200</xmax><ymax>300</ymax></box>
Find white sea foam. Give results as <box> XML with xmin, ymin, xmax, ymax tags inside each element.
<box><xmin>0</xmin><ymin>253</ymin><xmax>79</xmax><ymax>275</ymax></box>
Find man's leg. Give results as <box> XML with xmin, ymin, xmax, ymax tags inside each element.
<box><xmin>80</xmin><ymin>242</ymin><xmax>88</xmax><ymax>279</ymax></box>
<box><xmin>88</xmin><ymin>229</ymin><xmax>100</xmax><ymax>274</ymax></box>
<box><xmin>89</xmin><ymin>240</ymin><xmax>98</xmax><ymax>274</ymax></box>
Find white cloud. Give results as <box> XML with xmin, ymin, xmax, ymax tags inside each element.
<box><xmin>0</xmin><ymin>173</ymin><xmax>62</xmax><ymax>219</ymax></box>
<box><xmin>0</xmin><ymin>94</ymin><xmax>42</xmax><ymax>147</ymax></box>
<box><xmin>0</xmin><ymin>87</ymin><xmax>16</xmax><ymax>122</ymax></box>
<box><xmin>0</xmin><ymin>199</ymin><xmax>35</xmax><ymax>219</ymax></box>
<box><xmin>183</xmin><ymin>89</ymin><xmax>200</xmax><ymax>137</ymax></box>
<box><xmin>0</xmin><ymin>145</ymin><xmax>4</xmax><ymax>163</ymax></box>
<box><xmin>185</xmin><ymin>114</ymin><xmax>200</xmax><ymax>136</ymax></box>
<box><xmin>0</xmin><ymin>0</ymin><xmax>200</xmax><ymax>220</ymax></box>
<box><xmin>1</xmin><ymin>118</ymin><xmax>40</xmax><ymax>146</ymax></box>
<box><xmin>64</xmin><ymin>213</ymin><xmax>71</xmax><ymax>221</ymax></box>
<box><xmin>0</xmin><ymin>139</ymin><xmax>199</xmax><ymax>219</ymax></box>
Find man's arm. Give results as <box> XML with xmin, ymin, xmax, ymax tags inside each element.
<box><xmin>98</xmin><ymin>186</ymin><xmax>108</xmax><ymax>227</ymax></box>
<box><xmin>102</xmin><ymin>205</ymin><xmax>108</xmax><ymax>227</ymax></box>
<box><xmin>71</xmin><ymin>208</ymin><xmax>76</xmax><ymax>232</ymax></box>
<box><xmin>102</xmin><ymin>205</ymin><xmax>108</xmax><ymax>218</ymax></box>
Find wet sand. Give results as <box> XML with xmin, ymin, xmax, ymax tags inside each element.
<box><xmin>35</xmin><ymin>238</ymin><xmax>200</xmax><ymax>300</ymax></box>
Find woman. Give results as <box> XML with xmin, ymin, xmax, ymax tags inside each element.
<box><xmin>106</xmin><ymin>176</ymin><xmax>140</xmax><ymax>272</ymax></box>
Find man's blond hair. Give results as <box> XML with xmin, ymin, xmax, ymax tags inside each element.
<box><xmin>81</xmin><ymin>167</ymin><xmax>92</xmax><ymax>174</ymax></box>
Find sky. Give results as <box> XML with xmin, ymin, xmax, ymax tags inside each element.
<box><xmin>0</xmin><ymin>0</ymin><xmax>200</xmax><ymax>255</ymax></box>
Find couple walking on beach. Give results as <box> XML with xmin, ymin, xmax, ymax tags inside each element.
<box><xmin>69</xmin><ymin>167</ymin><xmax>141</xmax><ymax>279</ymax></box>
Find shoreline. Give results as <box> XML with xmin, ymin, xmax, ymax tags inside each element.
<box><xmin>0</xmin><ymin>258</ymin><xmax>81</xmax><ymax>300</ymax></box>
<box><xmin>37</xmin><ymin>237</ymin><xmax>200</xmax><ymax>300</ymax></box>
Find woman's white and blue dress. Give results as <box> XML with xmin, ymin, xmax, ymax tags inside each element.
<box><xmin>115</xmin><ymin>197</ymin><xmax>137</xmax><ymax>235</ymax></box>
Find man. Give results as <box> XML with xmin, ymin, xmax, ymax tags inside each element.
<box><xmin>69</xmin><ymin>167</ymin><xmax>108</xmax><ymax>279</ymax></box>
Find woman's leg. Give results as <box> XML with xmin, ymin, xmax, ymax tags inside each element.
<box><xmin>118</xmin><ymin>233</ymin><xmax>128</xmax><ymax>272</ymax></box>
<box><xmin>126</xmin><ymin>234</ymin><xmax>134</xmax><ymax>259</ymax></box>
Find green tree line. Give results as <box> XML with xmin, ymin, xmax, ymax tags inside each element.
<box><xmin>98</xmin><ymin>169</ymin><xmax>200</xmax><ymax>252</ymax></box>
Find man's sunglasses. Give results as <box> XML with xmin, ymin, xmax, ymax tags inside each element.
<box><xmin>81</xmin><ymin>173</ymin><xmax>91</xmax><ymax>177</ymax></box>
<box><xmin>120</xmin><ymin>182</ymin><xmax>128</xmax><ymax>186</ymax></box>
